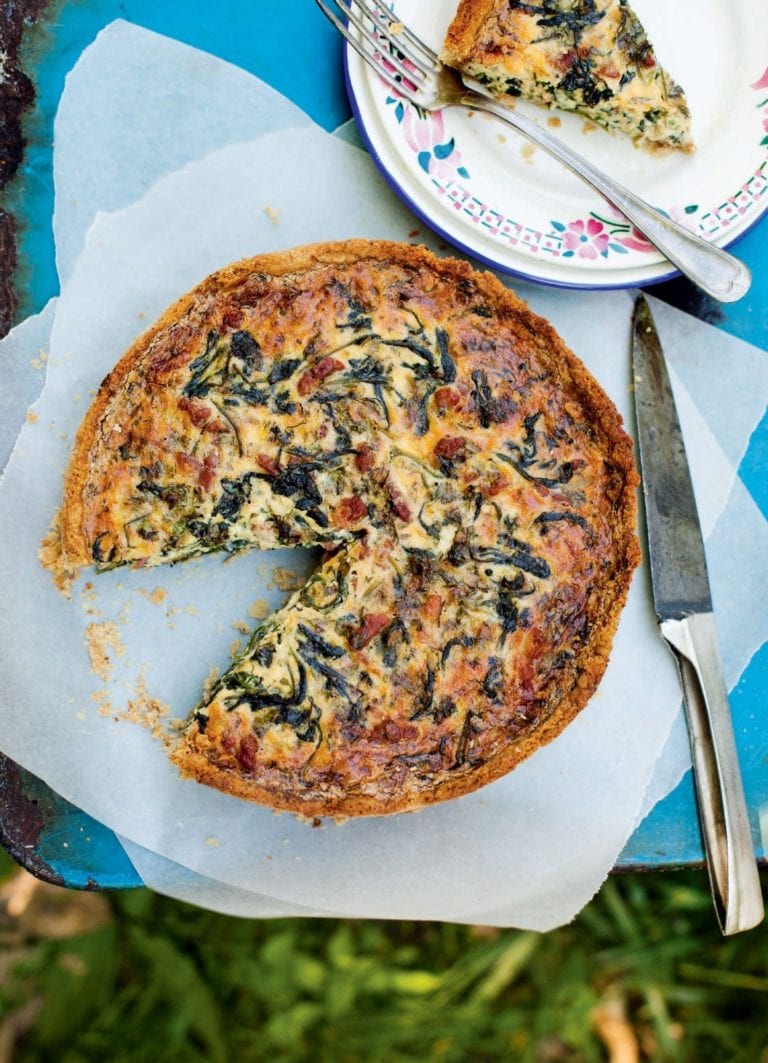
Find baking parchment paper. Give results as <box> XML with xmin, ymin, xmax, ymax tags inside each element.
<box><xmin>0</xmin><ymin>23</ymin><xmax>766</xmax><ymax>927</ymax></box>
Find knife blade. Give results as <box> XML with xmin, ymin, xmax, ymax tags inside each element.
<box><xmin>632</xmin><ymin>294</ymin><xmax>763</xmax><ymax>935</ymax></box>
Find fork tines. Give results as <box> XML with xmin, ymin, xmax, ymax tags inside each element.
<box><xmin>316</xmin><ymin>0</ymin><xmax>440</xmax><ymax>107</ymax></box>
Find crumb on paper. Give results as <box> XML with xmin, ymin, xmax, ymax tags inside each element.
<box><xmin>248</xmin><ymin>599</ymin><xmax>269</xmax><ymax>620</ymax></box>
<box><xmin>582</xmin><ymin>120</ymin><xmax>598</xmax><ymax>135</ymax></box>
<box><xmin>388</xmin><ymin>20</ymin><xmax>404</xmax><ymax>33</ymax></box>
<box><xmin>205</xmin><ymin>837</ymin><xmax>220</xmax><ymax>847</ymax></box>
<box><xmin>85</xmin><ymin>621</ymin><xmax>125</xmax><ymax>682</ymax></box>
<box><xmin>230</xmin><ymin>638</ymin><xmax>243</xmax><ymax>657</ymax></box>
<box><xmin>26</xmin><ymin>411</ymin><xmax>38</xmax><ymax>424</ymax></box>
<box><xmin>496</xmin><ymin>133</ymin><xmax>507</xmax><ymax>144</ymax></box>
<box><xmin>521</xmin><ymin>143</ymin><xmax>536</xmax><ymax>164</ymax></box>
<box><xmin>264</xmin><ymin>205</ymin><xmax>280</xmax><ymax>225</ymax></box>
<box><xmin>408</xmin><ymin>229</ymin><xmax>420</xmax><ymax>239</ymax></box>
<box><xmin>94</xmin><ymin>671</ymin><xmax>173</xmax><ymax>744</ymax></box>
<box><xmin>29</xmin><ymin>349</ymin><xmax>48</xmax><ymax>370</ymax></box>
<box><xmin>137</xmin><ymin>586</ymin><xmax>167</xmax><ymax>605</ymax></box>
<box><xmin>232</xmin><ymin>619</ymin><xmax>250</xmax><ymax>635</ymax></box>
<box><xmin>38</xmin><ymin>513</ymin><xmax>76</xmax><ymax>597</ymax></box>
<box><xmin>269</xmin><ymin>566</ymin><xmax>304</xmax><ymax>592</ymax></box>
<box><xmin>92</xmin><ymin>689</ymin><xmax>113</xmax><ymax>717</ymax></box>
<box><xmin>547</xmin><ymin>116</ymin><xmax>561</xmax><ymax>128</ymax></box>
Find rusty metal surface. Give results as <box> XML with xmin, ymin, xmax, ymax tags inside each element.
<box><xmin>0</xmin><ymin>0</ymin><xmax>53</xmax><ymax>337</ymax></box>
<box><xmin>0</xmin><ymin>754</ymin><xmax>65</xmax><ymax>886</ymax></box>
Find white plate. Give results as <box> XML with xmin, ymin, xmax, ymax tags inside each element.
<box><xmin>345</xmin><ymin>0</ymin><xmax>768</xmax><ymax>288</ymax></box>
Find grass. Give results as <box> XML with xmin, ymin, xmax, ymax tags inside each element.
<box><xmin>0</xmin><ymin>850</ymin><xmax>766</xmax><ymax>1062</ymax></box>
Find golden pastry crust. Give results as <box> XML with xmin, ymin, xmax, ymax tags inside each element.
<box><xmin>59</xmin><ymin>239</ymin><xmax>639</xmax><ymax>817</ymax></box>
<box><xmin>443</xmin><ymin>0</ymin><xmax>693</xmax><ymax>153</ymax></box>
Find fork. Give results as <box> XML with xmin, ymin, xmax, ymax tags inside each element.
<box><xmin>317</xmin><ymin>0</ymin><xmax>751</xmax><ymax>303</ymax></box>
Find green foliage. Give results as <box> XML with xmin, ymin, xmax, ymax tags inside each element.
<box><xmin>1</xmin><ymin>868</ymin><xmax>767</xmax><ymax>1061</ymax></box>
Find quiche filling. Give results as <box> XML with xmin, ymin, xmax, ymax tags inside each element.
<box><xmin>58</xmin><ymin>241</ymin><xmax>639</xmax><ymax>817</ymax></box>
<box><xmin>442</xmin><ymin>0</ymin><xmax>693</xmax><ymax>153</ymax></box>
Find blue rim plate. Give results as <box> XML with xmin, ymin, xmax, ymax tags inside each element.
<box><xmin>343</xmin><ymin>0</ymin><xmax>768</xmax><ymax>290</ymax></box>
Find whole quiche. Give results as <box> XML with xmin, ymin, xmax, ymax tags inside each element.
<box><xmin>58</xmin><ymin>240</ymin><xmax>639</xmax><ymax>817</ymax></box>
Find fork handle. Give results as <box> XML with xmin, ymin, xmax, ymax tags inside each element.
<box><xmin>461</xmin><ymin>91</ymin><xmax>751</xmax><ymax>303</ymax></box>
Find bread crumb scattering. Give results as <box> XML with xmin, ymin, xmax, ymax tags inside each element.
<box><xmin>268</xmin><ymin>566</ymin><xmax>304</xmax><ymax>592</ymax></box>
<box><xmin>38</xmin><ymin>514</ymin><xmax>76</xmax><ymax>597</ymax></box>
<box><xmin>248</xmin><ymin>598</ymin><xmax>270</xmax><ymax>620</ymax></box>
<box><xmin>85</xmin><ymin>621</ymin><xmax>125</xmax><ymax>682</ymax></box>
<box><xmin>138</xmin><ymin>586</ymin><xmax>168</xmax><ymax>605</ymax></box>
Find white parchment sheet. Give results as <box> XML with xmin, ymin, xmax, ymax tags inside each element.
<box><xmin>0</xmin><ymin>23</ymin><xmax>766</xmax><ymax>927</ymax></box>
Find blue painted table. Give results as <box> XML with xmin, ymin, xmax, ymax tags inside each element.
<box><xmin>2</xmin><ymin>0</ymin><xmax>766</xmax><ymax>889</ymax></box>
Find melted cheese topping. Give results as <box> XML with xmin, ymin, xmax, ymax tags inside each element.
<box><xmin>60</xmin><ymin>242</ymin><xmax>639</xmax><ymax>816</ymax></box>
<box><xmin>443</xmin><ymin>0</ymin><xmax>693</xmax><ymax>152</ymax></box>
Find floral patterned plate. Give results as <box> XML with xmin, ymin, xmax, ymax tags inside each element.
<box><xmin>345</xmin><ymin>0</ymin><xmax>768</xmax><ymax>289</ymax></box>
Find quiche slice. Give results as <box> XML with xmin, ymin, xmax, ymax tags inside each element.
<box><xmin>442</xmin><ymin>0</ymin><xmax>693</xmax><ymax>153</ymax></box>
<box><xmin>57</xmin><ymin>240</ymin><xmax>639</xmax><ymax>818</ymax></box>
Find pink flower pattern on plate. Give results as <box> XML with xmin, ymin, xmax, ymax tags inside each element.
<box><xmin>381</xmin><ymin>41</ymin><xmax>767</xmax><ymax>261</ymax></box>
<box><xmin>561</xmin><ymin>219</ymin><xmax>610</xmax><ymax>259</ymax></box>
<box><xmin>386</xmin><ymin>94</ymin><xmax>470</xmax><ymax>179</ymax></box>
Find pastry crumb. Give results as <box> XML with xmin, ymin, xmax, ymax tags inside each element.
<box><xmin>38</xmin><ymin>513</ymin><xmax>76</xmax><ymax>597</ymax></box>
<box><xmin>231</xmin><ymin>619</ymin><xmax>251</xmax><ymax>635</ymax></box>
<box><xmin>521</xmin><ymin>143</ymin><xmax>536</xmax><ymax>163</ymax></box>
<box><xmin>269</xmin><ymin>566</ymin><xmax>304</xmax><ymax>592</ymax></box>
<box><xmin>388</xmin><ymin>20</ymin><xmax>404</xmax><ymax>33</ymax></box>
<box><xmin>248</xmin><ymin>598</ymin><xmax>269</xmax><ymax>620</ymax></box>
<box><xmin>547</xmin><ymin>116</ymin><xmax>561</xmax><ymax>128</ymax></box>
<box><xmin>26</xmin><ymin>411</ymin><xmax>38</xmax><ymax>424</ymax></box>
<box><xmin>264</xmin><ymin>205</ymin><xmax>280</xmax><ymax>225</ymax></box>
<box><xmin>496</xmin><ymin>133</ymin><xmax>507</xmax><ymax>144</ymax></box>
<box><xmin>582</xmin><ymin>120</ymin><xmax>598</xmax><ymax>134</ymax></box>
<box><xmin>205</xmin><ymin>837</ymin><xmax>220</xmax><ymax>847</ymax></box>
<box><xmin>85</xmin><ymin>621</ymin><xmax>125</xmax><ymax>682</ymax></box>
<box><xmin>116</xmin><ymin>672</ymin><xmax>172</xmax><ymax>743</ymax></box>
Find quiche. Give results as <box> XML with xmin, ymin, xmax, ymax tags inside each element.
<box><xmin>58</xmin><ymin>240</ymin><xmax>639</xmax><ymax>818</ymax></box>
<box><xmin>442</xmin><ymin>0</ymin><xmax>693</xmax><ymax>153</ymax></box>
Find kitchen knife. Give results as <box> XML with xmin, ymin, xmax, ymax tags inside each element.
<box><xmin>632</xmin><ymin>294</ymin><xmax>764</xmax><ymax>935</ymax></box>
